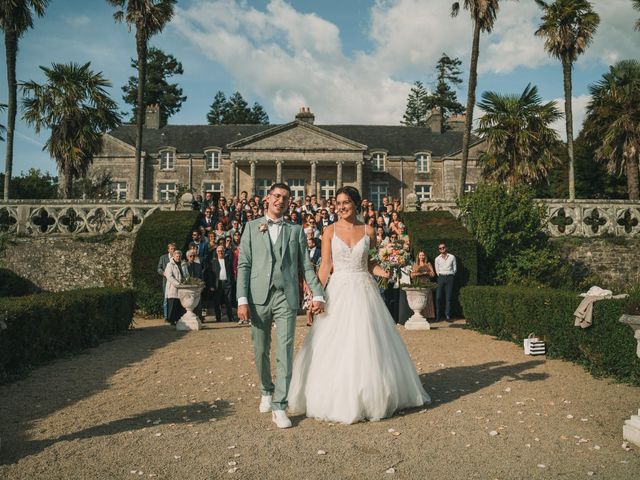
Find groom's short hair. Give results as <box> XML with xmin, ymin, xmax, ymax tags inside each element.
<box><xmin>269</xmin><ymin>183</ymin><xmax>291</xmax><ymax>196</ymax></box>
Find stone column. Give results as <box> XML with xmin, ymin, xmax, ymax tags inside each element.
<box><xmin>229</xmin><ymin>160</ymin><xmax>237</xmax><ymax>197</ymax></box>
<box><xmin>336</xmin><ymin>161</ymin><xmax>344</xmax><ymax>189</ymax></box>
<box><xmin>620</xmin><ymin>314</ymin><xmax>640</xmax><ymax>447</ymax></box>
<box><xmin>276</xmin><ymin>160</ymin><xmax>283</xmax><ymax>184</ymax></box>
<box><xmin>310</xmin><ymin>161</ymin><xmax>318</xmax><ymax>197</ymax></box>
<box><xmin>356</xmin><ymin>160</ymin><xmax>363</xmax><ymax>194</ymax></box>
<box><xmin>249</xmin><ymin>160</ymin><xmax>257</xmax><ymax>197</ymax></box>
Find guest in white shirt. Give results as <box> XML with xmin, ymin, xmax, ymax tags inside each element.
<box><xmin>434</xmin><ymin>242</ymin><xmax>457</xmax><ymax>322</ymax></box>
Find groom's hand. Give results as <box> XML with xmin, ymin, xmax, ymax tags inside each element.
<box><xmin>238</xmin><ymin>304</ymin><xmax>250</xmax><ymax>322</ymax></box>
<box><xmin>311</xmin><ymin>300</ymin><xmax>325</xmax><ymax>315</ymax></box>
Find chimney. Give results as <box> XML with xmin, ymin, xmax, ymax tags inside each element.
<box><xmin>426</xmin><ymin>109</ymin><xmax>442</xmax><ymax>134</ymax></box>
<box><xmin>295</xmin><ymin>106</ymin><xmax>315</xmax><ymax>124</ymax></box>
<box><xmin>145</xmin><ymin>104</ymin><xmax>161</xmax><ymax>129</ymax></box>
<box><xmin>447</xmin><ymin>113</ymin><xmax>466</xmax><ymax>132</ymax></box>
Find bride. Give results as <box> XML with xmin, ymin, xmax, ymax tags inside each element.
<box><xmin>288</xmin><ymin>186</ymin><xmax>430</xmax><ymax>424</ymax></box>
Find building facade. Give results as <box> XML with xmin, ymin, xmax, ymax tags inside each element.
<box><xmin>92</xmin><ymin>106</ymin><xmax>485</xmax><ymax>207</ymax></box>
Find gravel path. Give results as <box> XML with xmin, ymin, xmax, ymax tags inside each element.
<box><xmin>1</xmin><ymin>317</ymin><xmax>639</xmax><ymax>479</ymax></box>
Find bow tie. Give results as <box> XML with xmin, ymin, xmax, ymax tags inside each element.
<box><xmin>266</xmin><ymin>218</ymin><xmax>283</xmax><ymax>226</ymax></box>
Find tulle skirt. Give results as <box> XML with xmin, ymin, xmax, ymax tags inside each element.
<box><xmin>288</xmin><ymin>271</ymin><xmax>430</xmax><ymax>424</ymax></box>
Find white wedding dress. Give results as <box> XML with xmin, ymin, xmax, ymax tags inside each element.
<box><xmin>288</xmin><ymin>229</ymin><xmax>430</xmax><ymax>424</ymax></box>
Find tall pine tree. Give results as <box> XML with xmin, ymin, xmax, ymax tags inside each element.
<box><xmin>431</xmin><ymin>53</ymin><xmax>465</xmax><ymax>126</ymax></box>
<box><xmin>122</xmin><ymin>46</ymin><xmax>186</xmax><ymax>127</ymax></box>
<box><xmin>206</xmin><ymin>91</ymin><xmax>269</xmax><ymax>124</ymax></box>
<box><xmin>401</xmin><ymin>81</ymin><xmax>430</xmax><ymax>126</ymax></box>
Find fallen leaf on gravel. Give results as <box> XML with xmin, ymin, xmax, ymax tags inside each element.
<box><xmin>385</xmin><ymin>467</ymin><xmax>396</xmax><ymax>474</ymax></box>
<box><xmin>622</xmin><ymin>442</ymin><xmax>631</xmax><ymax>451</ymax></box>
<box><xmin>587</xmin><ymin>472</ymin><xmax>595</xmax><ymax>476</ymax></box>
<box><xmin>174</xmin><ymin>456</ymin><xmax>181</xmax><ymax>460</ymax></box>
<box><xmin>387</xmin><ymin>428</ymin><xmax>395</xmax><ymax>433</ymax></box>
<box><xmin>456</xmin><ymin>410</ymin><xmax>462</xmax><ymax>414</ymax></box>
<box><xmin>227</xmin><ymin>467</ymin><xmax>238</xmax><ymax>473</ymax></box>
<box><xmin>581</xmin><ymin>418</ymin><xmax>589</xmax><ymax>422</ymax></box>
<box><xmin>154</xmin><ymin>433</ymin><xmax>162</xmax><ymax>437</ymax></box>
<box><xmin>566</xmin><ymin>415</ymin><xmax>574</xmax><ymax>419</ymax></box>
<box><xmin>525</xmin><ymin>444</ymin><xmax>531</xmax><ymax>448</ymax></box>
<box><xmin>489</xmin><ymin>431</ymin><xmax>499</xmax><ymax>436</ymax></box>
<box><xmin>593</xmin><ymin>445</ymin><xmax>600</xmax><ymax>450</ymax></box>
<box><xmin>504</xmin><ymin>387</ymin><xmax>511</xmax><ymax>393</ymax></box>
<box><xmin>228</xmin><ymin>461</ymin><xmax>237</xmax><ymax>466</ymax></box>
<box><xmin>317</xmin><ymin>450</ymin><xmax>327</xmax><ymax>455</ymax></box>
<box><xmin>233</xmin><ymin>454</ymin><xmax>241</xmax><ymax>458</ymax></box>
<box><xmin>537</xmin><ymin>464</ymin><xmax>546</xmax><ymax>469</ymax></box>
<box><xmin>227</xmin><ymin>445</ymin><xmax>236</xmax><ymax>449</ymax></box>
<box><xmin>393</xmin><ymin>432</ymin><xmax>401</xmax><ymax>437</ymax></box>
<box><xmin>451</xmin><ymin>431</ymin><xmax>456</xmax><ymax>435</ymax></box>
<box><xmin>465</xmin><ymin>444</ymin><xmax>471</xmax><ymax>448</ymax></box>
<box><xmin>225</xmin><ymin>357</ymin><xmax>233</xmax><ymax>361</ymax></box>
<box><xmin>130</xmin><ymin>470</ymin><xmax>137</xmax><ymax>474</ymax></box>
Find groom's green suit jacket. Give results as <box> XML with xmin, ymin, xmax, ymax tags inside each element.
<box><xmin>236</xmin><ymin>218</ymin><xmax>324</xmax><ymax>310</ymax></box>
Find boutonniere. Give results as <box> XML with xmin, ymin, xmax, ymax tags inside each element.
<box><xmin>259</xmin><ymin>223</ymin><xmax>268</xmax><ymax>233</ymax></box>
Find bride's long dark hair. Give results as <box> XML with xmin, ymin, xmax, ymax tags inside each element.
<box><xmin>335</xmin><ymin>186</ymin><xmax>362</xmax><ymax>213</ymax></box>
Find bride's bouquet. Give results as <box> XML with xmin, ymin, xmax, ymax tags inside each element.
<box><xmin>370</xmin><ymin>239</ymin><xmax>410</xmax><ymax>288</ymax></box>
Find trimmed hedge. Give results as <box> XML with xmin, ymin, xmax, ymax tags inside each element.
<box><xmin>403</xmin><ymin>211</ymin><xmax>479</xmax><ymax>316</ymax></box>
<box><xmin>0</xmin><ymin>287</ymin><xmax>135</xmax><ymax>383</ymax></box>
<box><xmin>131</xmin><ymin>210</ymin><xmax>200</xmax><ymax>316</ymax></box>
<box><xmin>0</xmin><ymin>268</ymin><xmax>40</xmax><ymax>298</ymax></box>
<box><xmin>460</xmin><ymin>286</ymin><xmax>640</xmax><ymax>385</ymax></box>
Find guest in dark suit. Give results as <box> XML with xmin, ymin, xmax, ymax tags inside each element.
<box><xmin>306</xmin><ymin>237</ymin><xmax>321</xmax><ymax>268</ymax></box>
<box><xmin>199</xmin><ymin>207</ymin><xmax>216</xmax><ymax>233</ymax></box>
<box><xmin>206</xmin><ymin>245</ymin><xmax>236</xmax><ymax>322</ymax></box>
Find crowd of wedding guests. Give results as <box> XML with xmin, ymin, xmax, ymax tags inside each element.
<box><xmin>157</xmin><ymin>189</ymin><xmax>456</xmax><ymax>326</ymax></box>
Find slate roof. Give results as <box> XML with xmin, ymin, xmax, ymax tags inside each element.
<box><xmin>108</xmin><ymin>123</ymin><xmax>479</xmax><ymax>158</ymax></box>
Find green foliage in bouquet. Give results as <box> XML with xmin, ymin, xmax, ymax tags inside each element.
<box><xmin>131</xmin><ymin>210</ymin><xmax>200</xmax><ymax>316</ymax></box>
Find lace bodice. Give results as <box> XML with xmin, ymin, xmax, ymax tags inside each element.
<box><xmin>331</xmin><ymin>230</ymin><xmax>370</xmax><ymax>274</ymax></box>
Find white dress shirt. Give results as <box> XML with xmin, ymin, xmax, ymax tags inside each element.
<box><xmin>218</xmin><ymin>258</ymin><xmax>227</xmax><ymax>281</ymax></box>
<box><xmin>435</xmin><ymin>253</ymin><xmax>457</xmax><ymax>276</ymax></box>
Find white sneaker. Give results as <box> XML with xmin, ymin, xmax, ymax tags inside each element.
<box><xmin>272</xmin><ymin>410</ymin><xmax>292</xmax><ymax>429</ymax></box>
<box><xmin>259</xmin><ymin>395</ymin><xmax>272</xmax><ymax>413</ymax></box>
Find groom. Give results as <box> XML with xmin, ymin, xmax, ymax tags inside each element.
<box><xmin>236</xmin><ymin>183</ymin><xmax>325</xmax><ymax>428</ymax></box>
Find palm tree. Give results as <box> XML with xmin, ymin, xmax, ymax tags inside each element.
<box><xmin>451</xmin><ymin>0</ymin><xmax>501</xmax><ymax>198</ymax></box>
<box><xmin>583</xmin><ymin>60</ymin><xmax>640</xmax><ymax>200</ymax></box>
<box><xmin>535</xmin><ymin>0</ymin><xmax>600</xmax><ymax>200</ymax></box>
<box><xmin>21</xmin><ymin>62</ymin><xmax>121</xmax><ymax>199</ymax></box>
<box><xmin>107</xmin><ymin>0</ymin><xmax>176</xmax><ymax>200</ymax></box>
<box><xmin>476</xmin><ymin>84</ymin><xmax>563</xmax><ymax>186</ymax></box>
<box><xmin>634</xmin><ymin>0</ymin><xmax>640</xmax><ymax>31</ymax></box>
<box><xmin>0</xmin><ymin>0</ymin><xmax>49</xmax><ymax>200</ymax></box>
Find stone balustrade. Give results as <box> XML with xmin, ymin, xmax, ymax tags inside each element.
<box><xmin>404</xmin><ymin>197</ymin><xmax>640</xmax><ymax>238</ymax></box>
<box><xmin>0</xmin><ymin>200</ymin><xmax>175</xmax><ymax>236</ymax></box>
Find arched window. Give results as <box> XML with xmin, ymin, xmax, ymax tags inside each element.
<box><xmin>415</xmin><ymin>152</ymin><xmax>431</xmax><ymax>173</ymax></box>
<box><xmin>159</xmin><ymin>149</ymin><xmax>175</xmax><ymax>170</ymax></box>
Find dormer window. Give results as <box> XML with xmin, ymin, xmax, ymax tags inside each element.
<box><xmin>416</xmin><ymin>153</ymin><xmax>431</xmax><ymax>173</ymax></box>
<box><xmin>371</xmin><ymin>152</ymin><xmax>386</xmax><ymax>172</ymax></box>
<box><xmin>159</xmin><ymin>149</ymin><xmax>175</xmax><ymax>170</ymax></box>
<box><xmin>205</xmin><ymin>150</ymin><xmax>221</xmax><ymax>171</ymax></box>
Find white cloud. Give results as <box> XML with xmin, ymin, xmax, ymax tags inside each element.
<box><xmin>63</xmin><ymin>15</ymin><xmax>91</xmax><ymax>28</ymax></box>
<box><xmin>172</xmin><ymin>0</ymin><xmax>637</xmax><ymax>125</ymax></box>
<box><xmin>550</xmin><ymin>94</ymin><xmax>591</xmax><ymax>140</ymax></box>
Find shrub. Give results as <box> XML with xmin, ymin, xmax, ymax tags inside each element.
<box><xmin>460</xmin><ymin>285</ymin><xmax>640</xmax><ymax>385</ymax></box>
<box><xmin>0</xmin><ymin>287</ymin><xmax>135</xmax><ymax>383</ymax></box>
<box><xmin>131</xmin><ymin>210</ymin><xmax>200</xmax><ymax>316</ymax></box>
<box><xmin>0</xmin><ymin>268</ymin><xmax>41</xmax><ymax>297</ymax></box>
<box><xmin>403</xmin><ymin>211</ymin><xmax>478</xmax><ymax>316</ymax></box>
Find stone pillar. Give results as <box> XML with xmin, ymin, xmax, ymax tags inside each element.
<box><xmin>310</xmin><ymin>161</ymin><xmax>318</xmax><ymax>197</ymax></box>
<box><xmin>356</xmin><ymin>160</ymin><xmax>363</xmax><ymax>194</ymax></box>
<box><xmin>276</xmin><ymin>160</ymin><xmax>283</xmax><ymax>184</ymax></box>
<box><xmin>229</xmin><ymin>160</ymin><xmax>237</xmax><ymax>197</ymax></box>
<box><xmin>336</xmin><ymin>161</ymin><xmax>344</xmax><ymax>189</ymax></box>
<box><xmin>620</xmin><ymin>314</ymin><xmax>640</xmax><ymax>447</ymax></box>
<box><xmin>249</xmin><ymin>160</ymin><xmax>257</xmax><ymax>197</ymax></box>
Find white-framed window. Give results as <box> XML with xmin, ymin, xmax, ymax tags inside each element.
<box><xmin>369</xmin><ymin>182</ymin><xmax>388</xmax><ymax>210</ymax></box>
<box><xmin>320</xmin><ymin>179</ymin><xmax>335</xmax><ymax>200</ymax></box>
<box><xmin>203</xmin><ymin>182</ymin><xmax>223</xmax><ymax>194</ymax></box>
<box><xmin>464</xmin><ymin>183</ymin><xmax>477</xmax><ymax>194</ymax></box>
<box><xmin>158</xmin><ymin>182</ymin><xmax>177</xmax><ymax>202</ymax></box>
<box><xmin>287</xmin><ymin>178</ymin><xmax>305</xmax><ymax>202</ymax></box>
<box><xmin>256</xmin><ymin>179</ymin><xmax>271</xmax><ymax>199</ymax></box>
<box><xmin>415</xmin><ymin>184</ymin><xmax>432</xmax><ymax>202</ymax></box>
<box><xmin>416</xmin><ymin>153</ymin><xmax>431</xmax><ymax>173</ymax></box>
<box><xmin>159</xmin><ymin>150</ymin><xmax>175</xmax><ymax>170</ymax></box>
<box><xmin>111</xmin><ymin>181</ymin><xmax>127</xmax><ymax>200</ymax></box>
<box><xmin>371</xmin><ymin>152</ymin><xmax>386</xmax><ymax>172</ymax></box>
<box><xmin>205</xmin><ymin>150</ymin><xmax>221</xmax><ymax>171</ymax></box>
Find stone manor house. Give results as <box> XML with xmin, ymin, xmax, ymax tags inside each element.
<box><xmin>92</xmin><ymin>106</ymin><xmax>484</xmax><ymax>208</ymax></box>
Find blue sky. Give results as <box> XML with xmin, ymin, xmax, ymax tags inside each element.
<box><xmin>1</xmin><ymin>0</ymin><xmax>638</xmax><ymax>176</ymax></box>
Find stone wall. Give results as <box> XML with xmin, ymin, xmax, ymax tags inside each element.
<box><xmin>553</xmin><ymin>238</ymin><xmax>640</xmax><ymax>289</ymax></box>
<box><xmin>0</xmin><ymin>234</ymin><xmax>135</xmax><ymax>292</ymax></box>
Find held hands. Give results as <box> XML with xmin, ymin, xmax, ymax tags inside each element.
<box><xmin>311</xmin><ymin>300</ymin><xmax>325</xmax><ymax>315</ymax></box>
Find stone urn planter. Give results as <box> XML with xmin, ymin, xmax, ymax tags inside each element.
<box><xmin>176</xmin><ymin>283</ymin><xmax>204</xmax><ymax>331</ymax></box>
<box><xmin>404</xmin><ymin>288</ymin><xmax>432</xmax><ymax>330</ymax></box>
<box><xmin>619</xmin><ymin>314</ymin><xmax>640</xmax><ymax>447</ymax></box>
